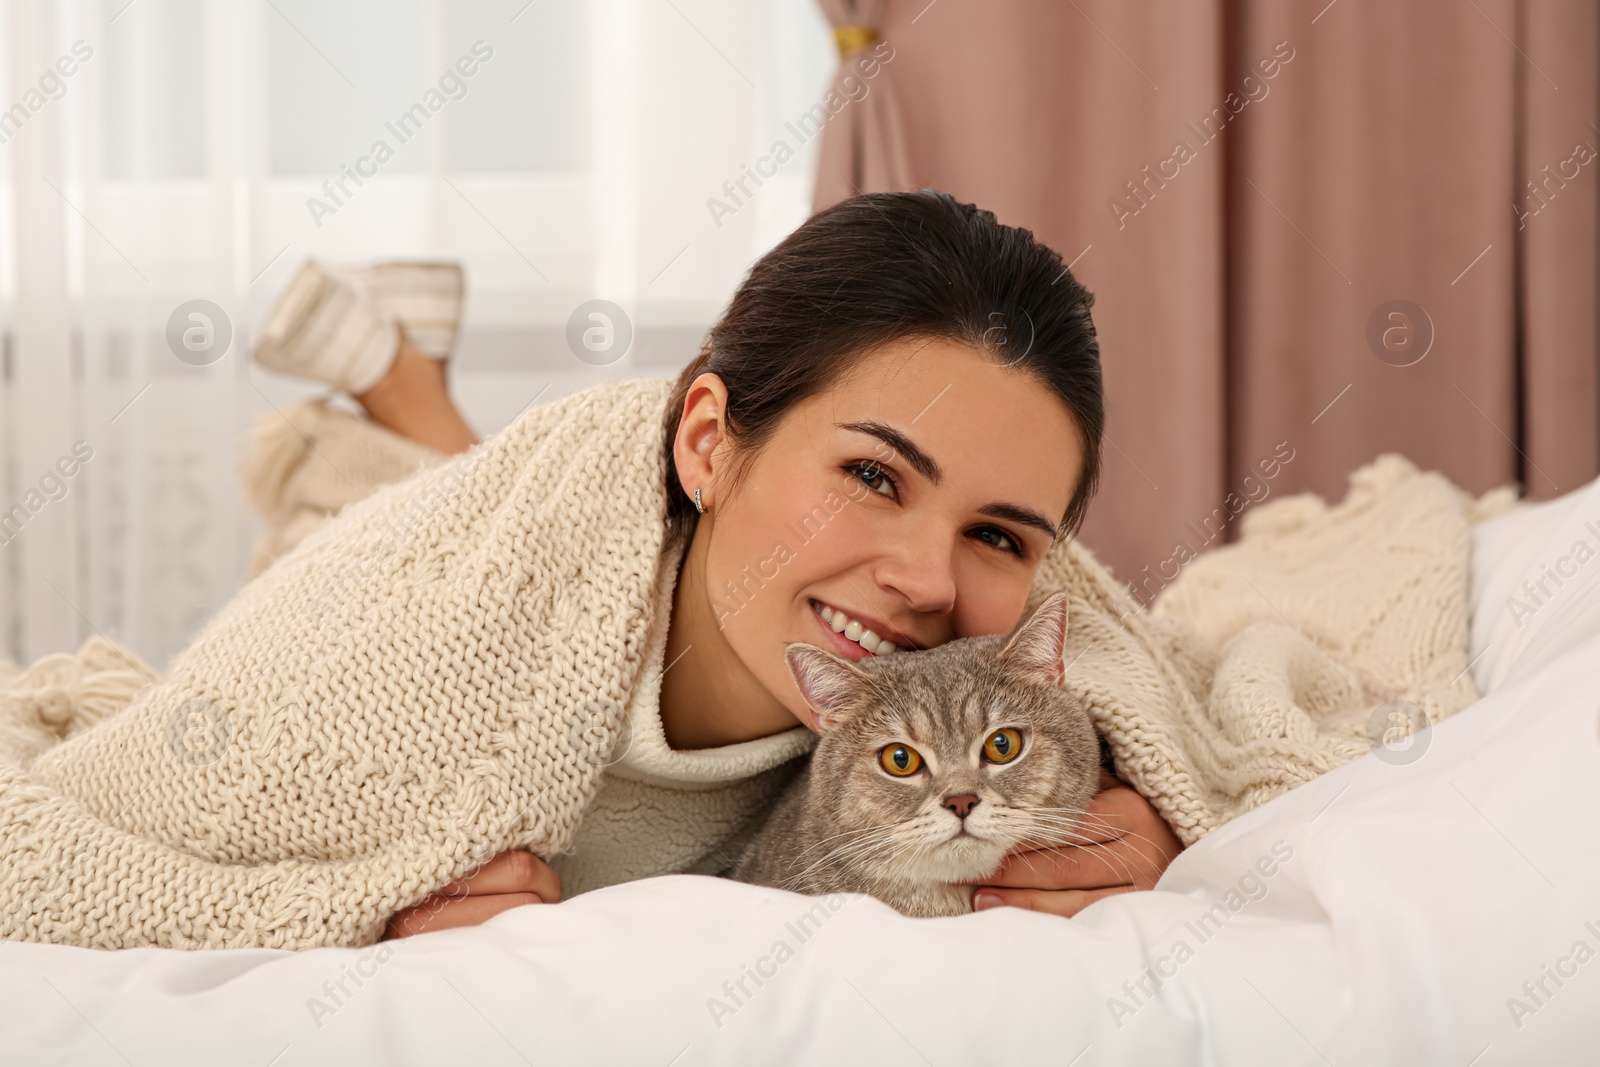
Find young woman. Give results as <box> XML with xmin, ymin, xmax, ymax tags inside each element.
<box><xmin>1</xmin><ymin>191</ymin><xmax>1182</xmax><ymax>949</ymax></box>
<box><xmin>318</xmin><ymin>192</ymin><xmax>1184</xmax><ymax>936</ymax></box>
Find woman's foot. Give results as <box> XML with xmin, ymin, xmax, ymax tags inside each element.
<box><xmin>253</xmin><ymin>260</ymin><xmax>399</xmax><ymax>395</ymax></box>
<box><xmin>353</xmin><ymin>335</ymin><xmax>479</xmax><ymax>455</ymax></box>
<box><xmin>255</xmin><ymin>258</ymin><xmax>478</xmax><ymax>455</ymax></box>
<box><xmin>346</xmin><ymin>262</ymin><xmax>464</xmax><ymax>360</ymax></box>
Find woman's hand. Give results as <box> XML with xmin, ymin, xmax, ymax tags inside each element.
<box><xmin>383</xmin><ymin>850</ymin><xmax>561</xmax><ymax>940</ymax></box>
<box><xmin>968</xmin><ymin>768</ymin><xmax>1183</xmax><ymax>918</ymax></box>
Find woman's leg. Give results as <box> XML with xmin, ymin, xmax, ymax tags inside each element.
<box><xmin>351</xmin><ymin>333</ymin><xmax>480</xmax><ymax>456</ymax></box>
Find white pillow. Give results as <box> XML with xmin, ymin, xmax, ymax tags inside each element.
<box><xmin>1470</xmin><ymin>471</ymin><xmax>1600</xmax><ymax>693</ymax></box>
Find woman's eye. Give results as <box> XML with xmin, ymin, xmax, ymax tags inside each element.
<box><xmin>842</xmin><ymin>463</ymin><xmax>1021</xmax><ymax>557</ymax></box>
<box><xmin>973</xmin><ymin>526</ymin><xmax>1022</xmax><ymax>557</ymax></box>
<box><xmin>982</xmin><ymin>728</ymin><xmax>1024</xmax><ymax>764</ymax></box>
<box><xmin>878</xmin><ymin>743</ymin><xmax>923</xmax><ymax>776</ymax></box>
<box><xmin>847</xmin><ymin>462</ymin><xmax>897</xmax><ymax>499</ymax></box>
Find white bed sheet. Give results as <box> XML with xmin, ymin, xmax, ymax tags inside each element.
<box><xmin>4</xmin><ymin>474</ymin><xmax>1598</xmax><ymax>1067</ymax></box>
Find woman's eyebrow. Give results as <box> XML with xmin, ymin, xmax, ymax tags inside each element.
<box><xmin>977</xmin><ymin>503</ymin><xmax>1061</xmax><ymax>541</ymax></box>
<box><xmin>838</xmin><ymin>420</ymin><xmax>942</xmax><ymax>483</ymax></box>
<box><xmin>839</xmin><ymin>420</ymin><xmax>1061</xmax><ymax>540</ymax></box>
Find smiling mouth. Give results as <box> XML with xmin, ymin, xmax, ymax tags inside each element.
<box><xmin>808</xmin><ymin>598</ymin><xmax>903</xmax><ymax>658</ymax></box>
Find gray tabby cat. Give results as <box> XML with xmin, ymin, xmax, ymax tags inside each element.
<box><xmin>732</xmin><ymin>592</ymin><xmax>1101</xmax><ymax>917</ymax></box>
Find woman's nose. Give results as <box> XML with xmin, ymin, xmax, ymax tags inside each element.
<box><xmin>874</xmin><ymin>527</ymin><xmax>958</xmax><ymax>620</ymax></box>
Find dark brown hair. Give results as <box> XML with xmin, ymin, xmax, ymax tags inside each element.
<box><xmin>663</xmin><ymin>190</ymin><xmax>1104</xmax><ymax>548</ymax></box>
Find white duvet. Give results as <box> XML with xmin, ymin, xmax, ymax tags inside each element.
<box><xmin>4</xmin><ymin>473</ymin><xmax>1598</xmax><ymax>1066</ymax></box>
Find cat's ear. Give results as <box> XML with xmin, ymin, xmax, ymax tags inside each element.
<box><xmin>999</xmin><ymin>591</ymin><xmax>1071</xmax><ymax>687</ymax></box>
<box><xmin>785</xmin><ymin>642</ymin><xmax>871</xmax><ymax>731</ymax></box>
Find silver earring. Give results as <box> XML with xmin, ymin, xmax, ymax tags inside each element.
<box><xmin>693</xmin><ymin>487</ymin><xmax>705</xmax><ymax>514</ymax></box>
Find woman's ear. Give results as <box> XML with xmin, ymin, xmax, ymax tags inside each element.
<box><xmin>673</xmin><ymin>371</ymin><xmax>730</xmax><ymax>509</ymax></box>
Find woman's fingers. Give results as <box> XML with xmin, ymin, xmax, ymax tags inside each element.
<box><xmin>438</xmin><ymin>849</ymin><xmax>562</xmax><ymax>903</ymax></box>
<box><xmin>971</xmin><ymin>884</ymin><xmax>1135</xmax><ymax>918</ymax></box>
<box><xmin>973</xmin><ymin>778</ymin><xmax>1185</xmax><ymax>898</ymax></box>
<box><xmin>385</xmin><ymin>892</ymin><xmax>543</xmax><ymax>939</ymax></box>
<box><xmin>383</xmin><ymin>850</ymin><xmax>562</xmax><ymax>940</ymax></box>
<box><xmin>983</xmin><ymin>834</ymin><xmax>1171</xmax><ymax>890</ymax></box>
<box><xmin>1069</xmin><ymin>779</ymin><xmax>1170</xmax><ymax>842</ymax></box>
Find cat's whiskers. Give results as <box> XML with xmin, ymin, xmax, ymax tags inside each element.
<box><xmin>1022</xmin><ymin>804</ymin><xmax>1155</xmax><ymax>841</ymax></box>
<box><xmin>845</xmin><ymin>806</ymin><xmax>994</xmax><ymax>881</ymax></box>
<box><xmin>791</xmin><ymin>819</ymin><xmax>906</xmax><ymax>861</ymax></box>
<box><xmin>1008</xmin><ymin>810</ymin><xmax>1121</xmax><ymax>846</ymax></box>
<box><xmin>985</xmin><ymin>805</ymin><xmax>1138</xmax><ymax>856</ymax></box>
<box><xmin>887</xmin><ymin>807</ymin><xmax>1012</xmax><ymax>882</ymax></box>
<box><xmin>1020</xmin><ymin>838</ymin><xmax>1143</xmax><ymax>886</ymax></box>
<box><xmin>979</xmin><ymin>804</ymin><xmax>1089</xmax><ymax>844</ymax></box>
<box><xmin>972</xmin><ymin>819</ymin><xmax>1088</xmax><ymax>857</ymax></box>
<box><xmin>792</xmin><ymin>826</ymin><xmax>901</xmax><ymax>872</ymax></box>
<box><xmin>911</xmin><ymin>807</ymin><xmax>995</xmax><ymax>848</ymax></box>
<box><xmin>984</xmin><ymin>826</ymin><xmax>1144</xmax><ymax>886</ymax></box>
<box><xmin>1064</xmin><ymin>810</ymin><xmax>1172</xmax><ymax>855</ymax></box>
<box><xmin>785</xmin><ymin>824</ymin><xmax>911</xmax><ymax>888</ymax></box>
<box><xmin>1000</xmin><ymin>810</ymin><xmax>1172</xmax><ymax>884</ymax></box>
<box><xmin>893</xmin><ymin>811</ymin><xmax>956</xmax><ymax>853</ymax></box>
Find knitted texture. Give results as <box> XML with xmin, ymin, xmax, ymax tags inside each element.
<box><xmin>236</xmin><ymin>395</ymin><xmax>444</xmax><ymax>580</ymax></box>
<box><xmin>1023</xmin><ymin>454</ymin><xmax>1518</xmax><ymax>846</ymax></box>
<box><xmin>231</xmin><ymin>393</ymin><xmax>817</xmax><ymax>902</ymax></box>
<box><xmin>0</xmin><ymin>637</ymin><xmax>161</xmax><ymax>768</ymax></box>
<box><xmin>2</xmin><ymin>379</ymin><xmax>672</xmax><ymax>949</ymax></box>
<box><xmin>233</xmin><ymin>391</ymin><xmax>819</xmax><ymax>902</ymax></box>
<box><xmin>0</xmin><ymin>377</ymin><xmax>1514</xmax><ymax>948</ymax></box>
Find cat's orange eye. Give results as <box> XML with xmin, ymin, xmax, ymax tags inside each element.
<box><xmin>983</xmin><ymin>728</ymin><xmax>1024</xmax><ymax>764</ymax></box>
<box><xmin>878</xmin><ymin>744</ymin><xmax>923</xmax><ymax>777</ymax></box>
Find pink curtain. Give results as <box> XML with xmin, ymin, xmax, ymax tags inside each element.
<box><xmin>811</xmin><ymin>0</ymin><xmax>915</xmax><ymax>207</ymax></box>
<box><xmin>813</xmin><ymin>0</ymin><xmax>1599</xmax><ymax>592</ymax></box>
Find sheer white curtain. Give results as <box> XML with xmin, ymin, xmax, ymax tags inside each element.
<box><xmin>0</xmin><ymin>0</ymin><xmax>833</xmax><ymax>668</ymax></box>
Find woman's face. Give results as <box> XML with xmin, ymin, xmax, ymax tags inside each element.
<box><xmin>678</xmin><ymin>337</ymin><xmax>1083</xmax><ymax>733</ymax></box>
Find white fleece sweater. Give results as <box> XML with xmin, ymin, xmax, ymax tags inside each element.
<box><xmin>544</xmin><ymin>528</ymin><xmax>814</xmax><ymax>899</ymax></box>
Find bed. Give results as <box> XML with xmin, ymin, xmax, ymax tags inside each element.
<box><xmin>3</xmin><ymin>472</ymin><xmax>1597</xmax><ymax>1066</ymax></box>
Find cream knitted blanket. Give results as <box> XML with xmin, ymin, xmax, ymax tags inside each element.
<box><xmin>2</xmin><ymin>380</ymin><xmax>672</xmax><ymax>950</ymax></box>
<box><xmin>1028</xmin><ymin>456</ymin><xmax>1517</xmax><ymax>844</ymax></box>
<box><xmin>0</xmin><ymin>377</ymin><xmax>1516</xmax><ymax>948</ymax></box>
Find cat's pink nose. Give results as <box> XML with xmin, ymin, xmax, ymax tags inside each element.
<box><xmin>944</xmin><ymin>793</ymin><xmax>979</xmax><ymax>819</ymax></box>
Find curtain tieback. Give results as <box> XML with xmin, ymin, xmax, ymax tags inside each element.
<box><xmin>833</xmin><ymin>24</ymin><xmax>878</xmax><ymax>59</ymax></box>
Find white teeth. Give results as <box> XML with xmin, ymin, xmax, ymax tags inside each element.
<box><xmin>813</xmin><ymin>601</ymin><xmax>900</xmax><ymax>655</ymax></box>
